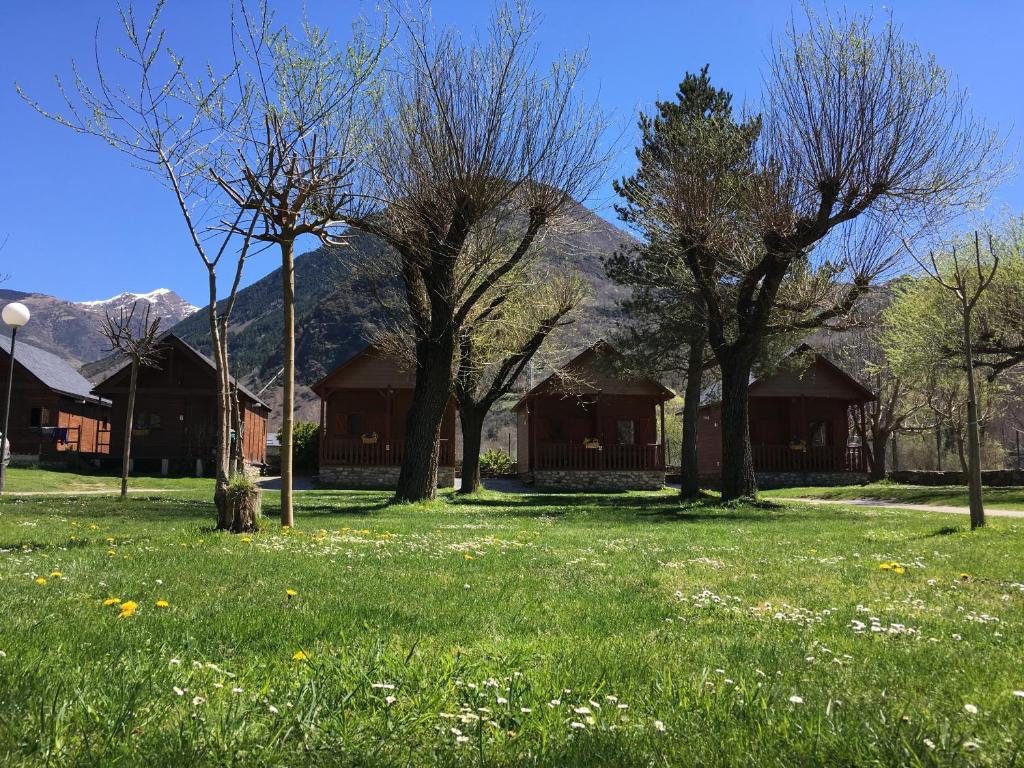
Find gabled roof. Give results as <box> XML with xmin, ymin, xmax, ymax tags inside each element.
<box><xmin>512</xmin><ymin>340</ymin><xmax>675</xmax><ymax>412</ymax></box>
<box><xmin>0</xmin><ymin>332</ymin><xmax>110</xmax><ymax>405</ymax></box>
<box><xmin>93</xmin><ymin>332</ymin><xmax>270</xmax><ymax>411</ymax></box>
<box><xmin>699</xmin><ymin>343</ymin><xmax>875</xmax><ymax>407</ymax></box>
<box><xmin>311</xmin><ymin>344</ymin><xmax>415</xmax><ymax>396</ymax></box>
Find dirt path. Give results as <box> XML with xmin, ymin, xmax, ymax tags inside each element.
<box><xmin>774</xmin><ymin>496</ymin><xmax>1024</xmax><ymax>519</ymax></box>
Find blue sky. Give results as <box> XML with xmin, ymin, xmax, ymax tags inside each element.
<box><xmin>2</xmin><ymin>1</ymin><xmax>1022</xmax><ymax>306</ymax></box>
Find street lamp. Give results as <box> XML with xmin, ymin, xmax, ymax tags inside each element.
<box><xmin>0</xmin><ymin>302</ymin><xmax>31</xmax><ymax>494</ymax></box>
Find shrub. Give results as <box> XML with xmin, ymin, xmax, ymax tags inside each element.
<box><xmin>291</xmin><ymin>422</ymin><xmax>321</xmax><ymax>472</ymax></box>
<box><xmin>479</xmin><ymin>449</ymin><xmax>514</xmax><ymax>476</ymax></box>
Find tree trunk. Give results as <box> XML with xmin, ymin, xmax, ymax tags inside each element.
<box><xmin>718</xmin><ymin>355</ymin><xmax>757</xmax><ymax>500</ymax></box>
<box><xmin>279</xmin><ymin>240</ymin><xmax>296</xmax><ymax>527</ymax></box>
<box><xmin>962</xmin><ymin>309</ymin><xmax>985</xmax><ymax>529</ymax></box>
<box><xmin>458</xmin><ymin>406</ymin><xmax>485</xmax><ymax>495</ymax></box>
<box><xmin>680</xmin><ymin>334</ymin><xmax>705</xmax><ymax>498</ymax></box>
<box><xmin>395</xmin><ymin>336</ymin><xmax>454</xmax><ymax>503</ymax></box>
<box><xmin>120</xmin><ymin>359</ymin><xmax>139</xmax><ymax>498</ymax></box>
<box><xmin>868</xmin><ymin>433</ymin><xmax>888</xmax><ymax>482</ymax></box>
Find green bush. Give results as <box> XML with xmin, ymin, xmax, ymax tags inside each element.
<box><xmin>479</xmin><ymin>448</ymin><xmax>514</xmax><ymax>476</ymax></box>
<box><xmin>291</xmin><ymin>422</ymin><xmax>321</xmax><ymax>472</ymax></box>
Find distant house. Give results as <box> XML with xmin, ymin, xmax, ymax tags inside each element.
<box><xmin>312</xmin><ymin>345</ymin><xmax>457</xmax><ymax>488</ymax></box>
<box><xmin>0</xmin><ymin>333</ymin><xmax>111</xmax><ymax>461</ymax></box>
<box><xmin>696</xmin><ymin>345</ymin><xmax>874</xmax><ymax>487</ymax></box>
<box><xmin>513</xmin><ymin>341</ymin><xmax>674</xmax><ymax>490</ymax></box>
<box><xmin>92</xmin><ymin>333</ymin><xmax>270</xmax><ymax>475</ymax></box>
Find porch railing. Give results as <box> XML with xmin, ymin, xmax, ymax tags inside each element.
<box><xmin>752</xmin><ymin>444</ymin><xmax>865</xmax><ymax>473</ymax></box>
<box><xmin>321</xmin><ymin>437</ymin><xmax>454</xmax><ymax>467</ymax></box>
<box><xmin>535</xmin><ymin>443</ymin><xmax>665</xmax><ymax>471</ymax></box>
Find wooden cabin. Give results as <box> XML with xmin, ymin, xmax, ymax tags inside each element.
<box><xmin>93</xmin><ymin>333</ymin><xmax>269</xmax><ymax>475</ymax></box>
<box><xmin>312</xmin><ymin>345</ymin><xmax>457</xmax><ymax>488</ymax></box>
<box><xmin>0</xmin><ymin>333</ymin><xmax>111</xmax><ymax>462</ymax></box>
<box><xmin>696</xmin><ymin>345</ymin><xmax>874</xmax><ymax>487</ymax></box>
<box><xmin>513</xmin><ymin>341</ymin><xmax>674</xmax><ymax>489</ymax></box>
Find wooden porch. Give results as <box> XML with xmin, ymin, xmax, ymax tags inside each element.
<box><xmin>535</xmin><ymin>443</ymin><xmax>665</xmax><ymax>471</ymax></box>
<box><xmin>753</xmin><ymin>444</ymin><xmax>866</xmax><ymax>473</ymax></box>
<box><xmin>319</xmin><ymin>436</ymin><xmax>455</xmax><ymax>467</ymax></box>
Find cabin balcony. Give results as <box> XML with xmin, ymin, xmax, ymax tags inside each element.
<box><xmin>752</xmin><ymin>444</ymin><xmax>866</xmax><ymax>473</ymax></box>
<box><xmin>320</xmin><ymin>437</ymin><xmax>455</xmax><ymax>467</ymax></box>
<box><xmin>534</xmin><ymin>442</ymin><xmax>665</xmax><ymax>472</ymax></box>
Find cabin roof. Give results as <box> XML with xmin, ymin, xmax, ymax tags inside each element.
<box><xmin>0</xmin><ymin>332</ymin><xmax>110</xmax><ymax>406</ymax></box>
<box><xmin>699</xmin><ymin>344</ymin><xmax>875</xmax><ymax>408</ymax></box>
<box><xmin>311</xmin><ymin>344</ymin><xmax>415</xmax><ymax>396</ymax></box>
<box><xmin>512</xmin><ymin>340</ymin><xmax>675</xmax><ymax>412</ymax></box>
<box><xmin>93</xmin><ymin>332</ymin><xmax>270</xmax><ymax>411</ymax></box>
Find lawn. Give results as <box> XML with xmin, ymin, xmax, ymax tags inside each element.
<box><xmin>1</xmin><ymin>466</ymin><xmax>214</xmax><ymax>494</ymax></box>
<box><xmin>763</xmin><ymin>482</ymin><xmax>1024</xmax><ymax>511</ymax></box>
<box><xmin>1</xmin><ymin>482</ymin><xmax>1023</xmax><ymax>766</ymax></box>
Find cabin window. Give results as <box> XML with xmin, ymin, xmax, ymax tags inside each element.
<box><xmin>548</xmin><ymin>417</ymin><xmax>565</xmax><ymax>441</ymax></box>
<box><xmin>347</xmin><ymin>413</ymin><xmax>364</xmax><ymax>437</ymax></box>
<box><xmin>616</xmin><ymin>419</ymin><xmax>636</xmax><ymax>446</ymax></box>
<box><xmin>137</xmin><ymin>412</ymin><xmax>162</xmax><ymax>429</ymax></box>
<box><xmin>29</xmin><ymin>407</ymin><xmax>50</xmax><ymax>427</ymax></box>
<box><xmin>810</xmin><ymin>421</ymin><xmax>828</xmax><ymax>447</ymax></box>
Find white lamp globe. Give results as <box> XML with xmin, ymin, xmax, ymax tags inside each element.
<box><xmin>2</xmin><ymin>303</ymin><xmax>31</xmax><ymax>328</ymax></box>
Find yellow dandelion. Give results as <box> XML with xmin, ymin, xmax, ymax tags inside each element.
<box><xmin>959</xmin><ymin>572</ymin><xmax>971</xmax><ymax>582</ymax></box>
<box><xmin>894</xmin><ymin>566</ymin><xmax>906</xmax><ymax>575</ymax></box>
<box><xmin>50</xmin><ymin>570</ymin><xmax>63</xmax><ymax>578</ymax></box>
<box><xmin>241</xmin><ymin>536</ymin><xmax>252</xmax><ymax>543</ymax></box>
<box><xmin>118</xmin><ymin>600</ymin><xmax>139</xmax><ymax>618</ymax></box>
<box><xmin>106</xmin><ymin>536</ymin><xmax>115</xmax><ymax>543</ymax></box>
<box><xmin>34</xmin><ymin>576</ymin><xmax>47</xmax><ymax>586</ymax></box>
<box><xmin>879</xmin><ymin>563</ymin><xmax>891</xmax><ymax>570</ymax></box>
<box><xmin>107</xmin><ymin>550</ymin><xmax>117</xmax><ymax>556</ymax></box>
<box><xmin>155</xmin><ymin>599</ymin><xmax>170</xmax><ymax>609</ymax></box>
<box><xmin>464</xmin><ymin>554</ymin><xmax>475</xmax><ymax>560</ymax></box>
<box><xmin>103</xmin><ymin>597</ymin><xmax>121</xmax><ymax>606</ymax></box>
<box><xmin>89</xmin><ymin>524</ymin><xmax>99</xmax><ymax>530</ymax></box>
<box><xmin>292</xmin><ymin>650</ymin><xmax>309</xmax><ymax>662</ymax></box>
<box><xmin>286</xmin><ymin>588</ymin><xmax>298</xmax><ymax>599</ymax></box>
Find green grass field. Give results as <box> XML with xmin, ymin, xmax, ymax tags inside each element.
<box><xmin>1</xmin><ymin>466</ymin><xmax>214</xmax><ymax>494</ymax></box>
<box><xmin>762</xmin><ymin>482</ymin><xmax>1024</xmax><ymax>511</ymax></box>
<box><xmin>1</xmin><ymin>474</ymin><xmax>1023</xmax><ymax>766</ymax></box>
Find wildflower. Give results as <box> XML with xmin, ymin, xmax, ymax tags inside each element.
<box><xmin>173</xmin><ymin>686</ymin><xmax>185</xmax><ymax>696</ymax></box>
<box><xmin>570</xmin><ymin>721</ymin><xmax>586</xmax><ymax>730</ymax></box>
<box><xmin>959</xmin><ymin>573</ymin><xmax>971</xmax><ymax>582</ymax></box>
<box><xmin>879</xmin><ymin>562</ymin><xmax>892</xmax><ymax>570</ymax></box>
<box><xmin>1013</xmin><ymin>691</ymin><xmax>1024</xmax><ymax>698</ymax></box>
<box><xmin>654</xmin><ymin>720</ymin><xmax>667</xmax><ymax>732</ymax></box>
<box><xmin>102</xmin><ymin>597</ymin><xmax>121</xmax><ymax>606</ymax></box>
<box><xmin>894</xmin><ymin>566</ymin><xmax>906</xmax><ymax>575</ymax></box>
<box><xmin>107</xmin><ymin>550</ymin><xmax>116</xmax><ymax>557</ymax></box>
<box><xmin>89</xmin><ymin>524</ymin><xmax>98</xmax><ymax>530</ymax></box>
<box><xmin>385</xmin><ymin>695</ymin><xmax>397</xmax><ymax>705</ymax></box>
<box><xmin>155</xmin><ymin>600</ymin><xmax>170</xmax><ymax>608</ymax></box>
<box><xmin>923</xmin><ymin>738</ymin><xmax>936</xmax><ymax>750</ymax></box>
<box><xmin>291</xmin><ymin>650</ymin><xmax>308</xmax><ymax>662</ymax></box>
<box><xmin>286</xmin><ymin>588</ymin><xmax>298</xmax><ymax>599</ymax></box>
<box><xmin>789</xmin><ymin>695</ymin><xmax>804</xmax><ymax>705</ymax></box>
<box><xmin>964</xmin><ymin>704</ymin><xmax>979</xmax><ymax>714</ymax></box>
<box><xmin>268</xmin><ymin>705</ymin><xmax>279</xmax><ymax>714</ymax></box>
<box><xmin>119</xmin><ymin>601</ymin><xmax>139</xmax><ymax>618</ymax></box>
<box><xmin>169</xmin><ymin>659</ymin><xmax>181</xmax><ymax>666</ymax></box>
<box><xmin>371</xmin><ymin>683</ymin><xmax>395</xmax><ymax>690</ymax></box>
<box><xmin>34</xmin><ymin>577</ymin><xmax>47</xmax><ymax>586</ymax></box>
<box><xmin>520</xmin><ymin>707</ymin><xmax>532</xmax><ymax>714</ymax></box>
<box><xmin>232</xmin><ymin>687</ymin><xmax>243</xmax><ymax>694</ymax></box>
<box><xmin>496</xmin><ymin>697</ymin><xmax>508</xmax><ymax>705</ymax></box>
<box><xmin>106</xmin><ymin>536</ymin><xmax>115</xmax><ymax>544</ymax></box>
<box><xmin>963</xmin><ymin>741</ymin><xmax>980</xmax><ymax>751</ymax></box>
<box><xmin>573</xmin><ymin>706</ymin><xmax>591</xmax><ymax>715</ymax></box>
<box><xmin>192</xmin><ymin>696</ymin><xmax>206</xmax><ymax>706</ymax></box>
<box><xmin>50</xmin><ymin>570</ymin><xmax>63</xmax><ymax>578</ymax></box>
<box><xmin>241</xmin><ymin>537</ymin><xmax>252</xmax><ymax>543</ymax></box>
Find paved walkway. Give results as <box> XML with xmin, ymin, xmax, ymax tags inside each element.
<box><xmin>774</xmin><ymin>496</ymin><xmax>1024</xmax><ymax>519</ymax></box>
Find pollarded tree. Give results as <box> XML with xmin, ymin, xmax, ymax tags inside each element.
<box><xmin>631</xmin><ymin>12</ymin><xmax>1002</xmax><ymax>499</ymax></box>
<box><xmin>346</xmin><ymin>2</ymin><xmax>607</xmax><ymax>502</ymax></box>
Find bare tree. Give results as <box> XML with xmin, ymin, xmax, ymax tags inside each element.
<box><xmin>632</xmin><ymin>11</ymin><xmax>1002</xmax><ymax>500</ymax></box>
<box><xmin>211</xmin><ymin>7</ymin><xmax>387</xmax><ymax>527</ymax></box>
<box><xmin>913</xmin><ymin>234</ymin><xmax>1000</xmax><ymax>529</ymax></box>
<box><xmin>99</xmin><ymin>303</ymin><xmax>162</xmax><ymax>498</ymax></box>
<box><xmin>345</xmin><ymin>2</ymin><xmax>608</xmax><ymax>502</ymax></box>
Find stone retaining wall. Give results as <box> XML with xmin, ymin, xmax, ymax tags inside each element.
<box><xmin>319</xmin><ymin>465</ymin><xmax>455</xmax><ymax>489</ymax></box>
<box><xmin>532</xmin><ymin>469</ymin><xmax>665</xmax><ymax>490</ymax></box>
<box><xmin>755</xmin><ymin>471</ymin><xmax>867</xmax><ymax>489</ymax></box>
<box><xmin>887</xmin><ymin>469</ymin><xmax>1024</xmax><ymax>487</ymax></box>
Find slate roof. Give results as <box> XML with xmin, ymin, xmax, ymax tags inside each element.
<box><xmin>0</xmin><ymin>332</ymin><xmax>110</xmax><ymax>405</ymax></box>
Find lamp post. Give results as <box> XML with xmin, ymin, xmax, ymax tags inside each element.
<box><xmin>0</xmin><ymin>302</ymin><xmax>31</xmax><ymax>494</ymax></box>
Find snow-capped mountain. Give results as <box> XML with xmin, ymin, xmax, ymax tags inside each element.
<box><xmin>0</xmin><ymin>287</ymin><xmax>198</xmax><ymax>365</ymax></box>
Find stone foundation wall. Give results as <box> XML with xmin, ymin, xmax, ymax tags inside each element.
<box><xmin>319</xmin><ymin>464</ymin><xmax>455</xmax><ymax>489</ymax></box>
<box><xmin>755</xmin><ymin>471</ymin><xmax>867</xmax><ymax>489</ymax></box>
<box><xmin>532</xmin><ymin>469</ymin><xmax>665</xmax><ymax>491</ymax></box>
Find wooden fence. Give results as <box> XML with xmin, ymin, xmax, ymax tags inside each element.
<box><xmin>321</xmin><ymin>437</ymin><xmax>454</xmax><ymax>467</ymax></box>
<box><xmin>535</xmin><ymin>443</ymin><xmax>665</xmax><ymax>471</ymax></box>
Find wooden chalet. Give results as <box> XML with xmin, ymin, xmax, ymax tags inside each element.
<box><xmin>312</xmin><ymin>345</ymin><xmax>457</xmax><ymax>488</ymax></box>
<box><xmin>92</xmin><ymin>333</ymin><xmax>269</xmax><ymax>475</ymax></box>
<box><xmin>0</xmin><ymin>333</ymin><xmax>111</xmax><ymax>461</ymax></box>
<box><xmin>513</xmin><ymin>341</ymin><xmax>674</xmax><ymax>489</ymax></box>
<box><xmin>696</xmin><ymin>345</ymin><xmax>874</xmax><ymax>486</ymax></box>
